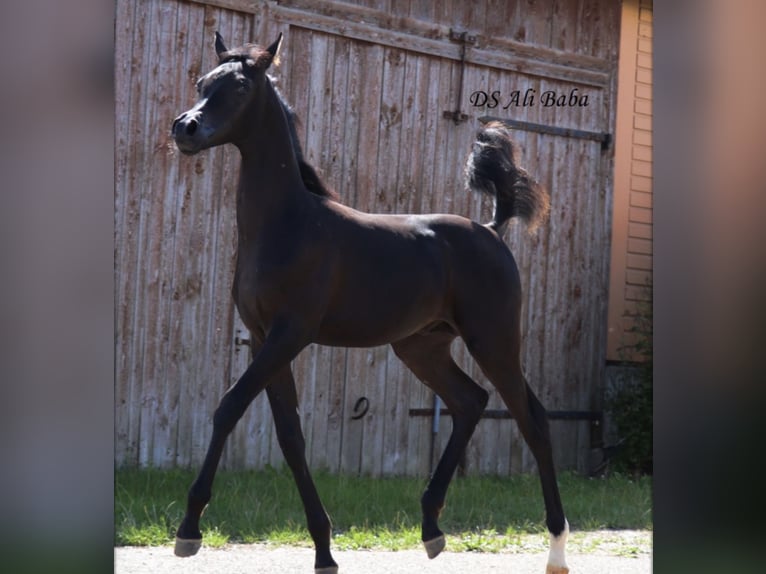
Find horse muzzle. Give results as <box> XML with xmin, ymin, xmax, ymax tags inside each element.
<box><xmin>171</xmin><ymin>110</ymin><xmax>205</xmax><ymax>155</ymax></box>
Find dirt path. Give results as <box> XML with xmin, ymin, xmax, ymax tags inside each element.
<box><xmin>115</xmin><ymin>543</ymin><xmax>651</xmax><ymax>573</ymax></box>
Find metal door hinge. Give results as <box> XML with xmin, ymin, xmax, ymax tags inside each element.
<box><xmin>442</xmin><ymin>29</ymin><xmax>476</xmax><ymax>125</ymax></box>
<box><xmin>448</xmin><ymin>29</ymin><xmax>477</xmax><ymax>45</ymax></box>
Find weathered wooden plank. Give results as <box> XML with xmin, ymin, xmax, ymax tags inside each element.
<box><xmin>339</xmin><ymin>349</ymin><xmax>365</xmax><ymax>474</ymax></box>
<box><xmin>375</xmin><ymin>47</ymin><xmax>406</xmax><ymax>214</ymax></box>
<box><xmin>392</xmin><ymin>50</ymin><xmax>422</xmax><ymax>216</ymax></box>
<box><xmin>408</xmin><ymin>0</ymin><xmax>435</xmax><ymax>22</ymax></box>
<box><xmin>583</xmin><ymin>139</ymin><xmax>610</xmax><ymax>473</ymax></box>
<box><xmin>115</xmin><ymin>0</ymin><xmax>142</xmax><ymax>467</ymax></box>
<box><xmin>526</xmin><ymin>0</ymin><xmax>554</xmax><ymax>48</ymax></box>
<box><xmin>119</xmin><ymin>0</ymin><xmax>150</xmax><ymax>468</ymax></box>
<box><xmin>537</xmin><ymin>118</ymin><xmax>574</xmax><ymax>465</ymax></box>
<box><xmin>411</xmin><ymin>55</ymin><xmax>440</xmax><ymax>217</ymax></box>
<box><xmin>304</xmin><ymin>32</ymin><xmax>331</xmax><ymax>179</ymax></box>
<box><xmin>598</xmin><ymin>0</ymin><xmax>623</xmax><ymax>61</ymax></box>
<box><xmin>160</xmin><ymin>10</ymin><xmax>200</xmax><ymax>469</ymax></box>
<box><xmin>113</xmin><ymin>0</ymin><xmax>128</xmax><ymax>465</ymax></box>
<box><xmin>565</xmin><ymin>138</ymin><xmax>597</xmax><ymax>472</ymax></box>
<box><xmin>307</xmin><ymin>346</ymin><xmax>334</xmax><ymax>471</ymax></box>
<box><xmin>309</xmin><ymin>334</ymin><xmax>338</xmax><ymax>470</ymax></box>
<box><xmin>160</xmin><ymin>0</ymin><xmax>192</xmax><ymax>469</ymax></box>
<box><xmin>325</xmin><ymin>36</ymin><xmax>351</xmax><ymax>197</ymax></box>
<box><xmin>482</xmin><ymin>0</ymin><xmax>506</xmax><ymax>41</ymax></box>
<box><xmin>146</xmin><ymin>0</ymin><xmax>183</xmax><ymax>469</ymax></box>
<box><xmin>134</xmin><ymin>0</ymin><xmax>168</xmax><ymax>468</ymax></box>
<box><xmin>164</xmin><ymin>1</ymin><xmax>204</xmax><ymax>470</ymax></box>
<box><xmin>406</xmin><ymin>390</ymin><xmax>432</xmax><ymax>477</ymax></box>
<box><xmin>573</xmin><ymin>136</ymin><xmax>600</xmax><ymax>472</ymax></box>
<box><xmin>552</xmin><ymin>0</ymin><xmax>581</xmax><ymax>53</ymax></box>
<box><xmin>362</xmin><ymin>345</ymin><xmax>391</xmax><ymax>477</ymax></box>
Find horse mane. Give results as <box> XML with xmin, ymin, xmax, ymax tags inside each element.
<box><xmin>266</xmin><ymin>75</ymin><xmax>339</xmax><ymax>201</ymax></box>
<box><xmin>282</xmin><ymin>103</ymin><xmax>340</xmax><ymax>201</ymax></box>
<box><xmin>219</xmin><ymin>45</ymin><xmax>340</xmax><ymax>202</ymax></box>
<box><xmin>275</xmin><ymin>86</ymin><xmax>340</xmax><ymax>201</ymax></box>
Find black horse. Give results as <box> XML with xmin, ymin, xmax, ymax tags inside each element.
<box><xmin>171</xmin><ymin>33</ymin><xmax>570</xmax><ymax>574</ymax></box>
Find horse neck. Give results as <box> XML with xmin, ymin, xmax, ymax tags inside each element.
<box><xmin>234</xmin><ymin>79</ymin><xmax>309</xmax><ymax>236</ymax></box>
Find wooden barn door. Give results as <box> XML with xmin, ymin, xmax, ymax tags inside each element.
<box><xmin>115</xmin><ymin>0</ymin><xmax>619</xmax><ymax>475</ymax></box>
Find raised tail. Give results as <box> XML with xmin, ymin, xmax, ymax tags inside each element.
<box><xmin>464</xmin><ymin>121</ymin><xmax>550</xmax><ymax>235</ymax></box>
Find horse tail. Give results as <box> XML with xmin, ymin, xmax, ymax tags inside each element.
<box><xmin>464</xmin><ymin>121</ymin><xmax>550</xmax><ymax>235</ymax></box>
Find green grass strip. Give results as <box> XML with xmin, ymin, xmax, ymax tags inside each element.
<box><xmin>115</xmin><ymin>467</ymin><xmax>651</xmax><ymax>554</ymax></box>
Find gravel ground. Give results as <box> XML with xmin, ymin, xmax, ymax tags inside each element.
<box><xmin>115</xmin><ymin>542</ymin><xmax>652</xmax><ymax>574</ymax></box>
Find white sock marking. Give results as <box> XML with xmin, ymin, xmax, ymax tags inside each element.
<box><xmin>547</xmin><ymin>518</ymin><xmax>570</xmax><ymax>569</ymax></box>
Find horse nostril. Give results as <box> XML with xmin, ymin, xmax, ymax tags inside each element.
<box><xmin>185</xmin><ymin>119</ymin><xmax>198</xmax><ymax>136</ymax></box>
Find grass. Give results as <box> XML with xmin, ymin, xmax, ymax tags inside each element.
<box><xmin>115</xmin><ymin>466</ymin><xmax>652</xmax><ymax>555</ymax></box>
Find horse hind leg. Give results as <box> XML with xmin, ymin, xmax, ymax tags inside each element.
<box><xmin>391</xmin><ymin>330</ymin><xmax>489</xmax><ymax>560</ymax></box>
<box><xmin>462</xmin><ymin>328</ymin><xmax>569</xmax><ymax>574</ymax></box>
<box><xmin>526</xmin><ymin>384</ymin><xmax>570</xmax><ymax>574</ymax></box>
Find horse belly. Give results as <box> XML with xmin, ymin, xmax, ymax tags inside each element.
<box><xmin>315</xmin><ymin>273</ymin><xmax>448</xmax><ymax>347</ymax></box>
<box><xmin>315</xmin><ymin>313</ymin><xmax>442</xmax><ymax>348</ymax></box>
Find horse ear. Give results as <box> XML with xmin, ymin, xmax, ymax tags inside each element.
<box><xmin>265</xmin><ymin>32</ymin><xmax>283</xmax><ymax>65</ymax></box>
<box><xmin>214</xmin><ymin>31</ymin><xmax>228</xmax><ymax>60</ymax></box>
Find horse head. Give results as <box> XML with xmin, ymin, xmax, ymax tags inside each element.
<box><xmin>171</xmin><ymin>32</ymin><xmax>283</xmax><ymax>155</ymax></box>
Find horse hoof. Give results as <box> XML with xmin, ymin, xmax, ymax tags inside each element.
<box><xmin>545</xmin><ymin>566</ymin><xmax>569</xmax><ymax>574</ymax></box>
<box><xmin>423</xmin><ymin>534</ymin><xmax>446</xmax><ymax>559</ymax></box>
<box><xmin>315</xmin><ymin>567</ymin><xmax>339</xmax><ymax>574</ymax></box>
<box><xmin>174</xmin><ymin>537</ymin><xmax>202</xmax><ymax>557</ymax></box>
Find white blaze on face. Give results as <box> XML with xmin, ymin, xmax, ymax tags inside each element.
<box><xmin>547</xmin><ymin>518</ymin><xmax>569</xmax><ymax>570</ymax></box>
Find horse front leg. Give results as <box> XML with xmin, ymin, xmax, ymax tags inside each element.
<box><xmin>267</xmin><ymin>368</ymin><xmax>337</xmax><ymax>573</ymax></box>
<box><xmin>174</xmin><ymin>321</ymin><xmax>309</xmax><ymax>557</ymax></box>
